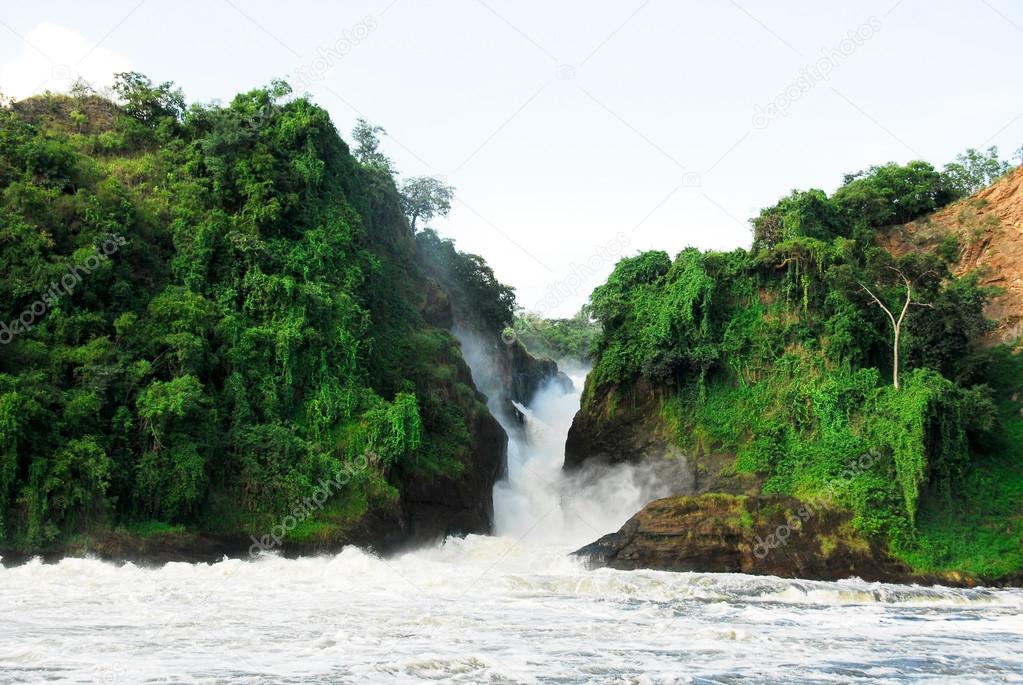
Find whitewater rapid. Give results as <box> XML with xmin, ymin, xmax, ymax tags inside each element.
<box><xmin>2</xmin><ymin>371</ymin><xmax>1022</xmax><ymax>683</ymax></box>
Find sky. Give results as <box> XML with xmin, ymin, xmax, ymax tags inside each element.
<box><xmin>1</xmin><ymin>1</ymin><xmax>1021</xmax><ymax>317</ymax></box>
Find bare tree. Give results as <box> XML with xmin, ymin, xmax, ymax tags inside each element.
<box><xmin>858</xmin><ymin>268</ymin><xmax>933</xmax><ymax>390</ymax></box>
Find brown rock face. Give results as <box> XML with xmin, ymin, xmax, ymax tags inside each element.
<box><xmin>563</xmin><ymin>377</ymin><xmax>759</xmax><ymax>496</ymax></box>
<box><xmin>564</xmin><ymin>378</ymin><xmax>678</xmax><ymax>470</ymax></box>
<box><xmin>882</xmin><ymin>165</ymin><xmax>1023</xmax><ymax>344</ymax></box>
<box><xmin>573</xmin><ymin>494</ymin><xmax>919</xmax><ymax>583</ymax></box>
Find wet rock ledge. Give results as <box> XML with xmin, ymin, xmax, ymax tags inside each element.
<box><xmin>573</xmin><ymin>494</ymin><xmax>1023</xmax><ymax>587</ymax></box>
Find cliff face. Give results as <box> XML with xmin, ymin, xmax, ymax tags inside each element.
<box><xmin>564</xmin><ymin>378</ymin><xmax>675</xmax><ymax>470</ymax></box>
<box><xmin>566</xmin><ymin>168</ymin><xmax>1023</xmax><ymax>585</ymax></box>
<box><xmin>564</xmin><ymin>376</ymin><xmax>759</xmax><ymax>494</ymax></box>
<box><xmin>391</xmin><ymin>391</ymin><xmax>506</xmax><ymax>546</ymax></box>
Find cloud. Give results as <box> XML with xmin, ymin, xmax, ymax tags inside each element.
<box><xmin>0</xmin><ymin>23</ymin><xmax>132</xmax><ymax>100</ymax></box>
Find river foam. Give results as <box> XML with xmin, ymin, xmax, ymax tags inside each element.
<box><xmin>2</xmin><ymin>540</ymin><xmax>1022</xmax><ymax>683</ymax></box>
<box><xmin>1</xmin><ymin>372</ymin><xmax>1022</xmax><ymax>683</ymax></box>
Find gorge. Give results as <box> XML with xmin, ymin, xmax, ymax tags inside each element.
<box><xmin>1</xmin><ymin>76</ymin><xmax>1023</xmax><ymax>682</ymax></box>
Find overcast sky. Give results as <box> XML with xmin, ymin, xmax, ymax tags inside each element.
<box><xmin>2</xmin><ymin>1</ymin><xmax>1021</xmax><ymax>316</ymax></box>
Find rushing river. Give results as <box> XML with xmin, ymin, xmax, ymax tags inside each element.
<box><xmin>2</xmin><ymin>372</ymin><xmax>1022</xmax><ymax>684</ymax></box>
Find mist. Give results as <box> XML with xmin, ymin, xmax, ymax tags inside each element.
<box><xmin>451</xmin><ymin>326</ymin><xmax>680</xmax><ymax>548</ymax></box>
<box><xmin>494</xmin><ymin>372</ymin><xmax>678</xmax><ymax>549</ymax></box>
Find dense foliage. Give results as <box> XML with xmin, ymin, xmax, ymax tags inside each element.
<box><xmin>513</xmin><ymin>307</ymin><xmax>599</xmax><ymax>363</ymax></box>
<box><xmin>415</xmin><ymin>228</ymin><xmax>515</xmax><ymax>335</ymax></box>
<box><xmin>0</xmin><ymin>75</ymin><xmax>503</xmax><ymax>549</ymax></box>
<box><xmin>588</xmin><ymin>152</ymin><xmax>1021</xmax><ymax>576</ymax></box>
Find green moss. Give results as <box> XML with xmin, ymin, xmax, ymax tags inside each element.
<box><xmin>738</xmin><ymin>506</ymin><xmax>755</xmax><ymax>533</ymax></box>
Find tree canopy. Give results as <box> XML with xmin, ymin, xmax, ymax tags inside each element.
<box><xmin>586</xmin><ymin>147</ymin><xmax>1017</xmax><ymax>576</ymax></box>
<box><xmin>399</xmin><ymin>176</ymin><xmax>454</xmax><ymax>232</ymax></box>
<box><xmin>0</xmin><ymin>77</ymin><xmax>514</xmax><ymax>551</ymax></box>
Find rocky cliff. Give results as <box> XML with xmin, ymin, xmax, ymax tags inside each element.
<box><xmin>566</xmin><ymin>165</ymin><xmax>1023</xmax><ymax>585</ymax></box>
<box><xmin>564</xmin><ymin>377</ymin><xmax>759</xmax><ymax>494</ymax></box>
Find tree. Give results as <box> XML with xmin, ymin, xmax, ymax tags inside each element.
<box><xmin>1015</xmin><ymin>144</ymin><xmax>1023</xmax><ymax>166</ymax></box>
<box><xmin>68</xmin><ymin>77</ymin><xmax>93</xmax><ymax>99</ymax></box>
<box><xmin>112</xmin><ymin>72</ymin><xmax>185</xmax><ymax>125</ymax></box>
<box><xmin>751</xmin><ymin>188</ymin><xmax>847</xmax><ymax>251</ymax></box>
<box><xmin>833</xmin><ymin>161</ymin><xmax>958</xmax><ymax>227</ymax></box>
<box><xmin>858</xmin><ymin>268</ymin><xmax>933</xmax><ymax>390</ymax></box>
<box><xmin>942</xmin><ymin>146</ymin><xmax>1012</xmax><ymax>197</ymax></box>
<box><xmin>399</xmin><ymin>176</ymin><xmax>454</xmax><ymax>231</ymax></box>
<box><xmin>351</xmin><ymin>118</ymin><xmax>393</xmax><ymax>172</ymax></box>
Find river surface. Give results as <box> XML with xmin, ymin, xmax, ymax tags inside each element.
<box><xmin>2</xmin><ymin>372</ymin><xmax>1022</xmax><ymax>684</ymax></box>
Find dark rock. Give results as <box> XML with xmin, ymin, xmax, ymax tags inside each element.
<box><xmin>572</xmin><ymin>494</ymin><xmax>996</xmax><ymax>585</ymax></box>
<box><xmin>506</xmin><ymin>339</ymin><xmax>573</xmax><ymax>404</ymax></box>
<box><xmin>564</xmin><ymin>378</ymin><xmax>758</xmax><ymax>496</ymax></box>
<box><xmin>564</xmin><ymin>378</ymin><xmax>677</xmax><ymax>471</ymax></box>
<box><xmin>395</xmin><ymin>406</ymin><xmax>507</xmax><ymax>547</ymax></box>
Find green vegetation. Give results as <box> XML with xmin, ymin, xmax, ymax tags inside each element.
<box><xmin>513</xmin><ymin>307</ymin><xmax>599</xmax><ymax>363</ymax></box>
<box><xmin>415</xmin><ymin>228</ymin><xmax>515</xmax><ymax>334</ymax></box>
<box><xmin>589</xmin><ymin>150</ymin><xmax>1021</xmax><ymax>578</ymax></box>
<box><xmin>0</xmin><ymin>74</ymin><xmax>512</xmax><ymax>551</ymax></box>
<box><xmin>400</xmin><ymin>176</ymin><xmax>454</xmax><ymax>232</ymax></box>
<box><xmin>941</xmin><ymin>146</ymin><xmax>1014</xmax><ymax>197</ymax></box>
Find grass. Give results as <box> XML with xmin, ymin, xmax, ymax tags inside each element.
<box><xmin>123</xmin><ymin>520</ymin><xmax>186</xmax><ymax>537</ymax></box>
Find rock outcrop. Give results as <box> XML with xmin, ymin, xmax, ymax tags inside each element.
<box><xmin>394</xmin><ymin>387</ymin><xmax>507</xmax><ymax>545</ymax></box>
<box><xmin>883</xmin><ymin>165</ymin><xmax>1023</xmax><ymax>344</ymax></box>
<box><xmin>574</xmin><ymin>494</ymin><xmax>921</xmax><ymax>583</ymax></box>
<box><xmin>564</xmin><ymin>378</ymin><xmax>676</xmax><ymax>470</ymax></box>
<box><xmin>564</xmin><ymin>376</ymin><xmax>759</xmax><ymax>495</ymax></box>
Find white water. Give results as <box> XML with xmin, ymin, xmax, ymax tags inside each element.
<box><xmin>493</xmin><ymin>373</ymin><xmax>674</xmax><ymax>547</ymax></box>
<box><xmin>2</xmin><ymin>372</ymin><xmax>1023</xmax><ymax>683</ymax></box>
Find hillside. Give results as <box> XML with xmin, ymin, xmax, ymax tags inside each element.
<box><xmin>569</xmin><ymin>157</ymin><xmax>1023</xmax><ymax>584</ymax></box>
<box><xmin>883</xmin><ymin>165</ymin><xmax>1023</xmax><ymax>344</ymax></box>
<box><xmin>0</xmin><ymin>76</ymin><xmax>553</xmax><ymax>561</ymax></box>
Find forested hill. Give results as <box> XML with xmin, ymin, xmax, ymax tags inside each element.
<box><xmin>569</xmin><ymin>151</ymin><xmax>1023</xmax><ymax>582</ymax></box>
<box><xmin>0</xmin><ymin>75</ymin><xmax>526</xmax><ymax>557</ymax></box>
